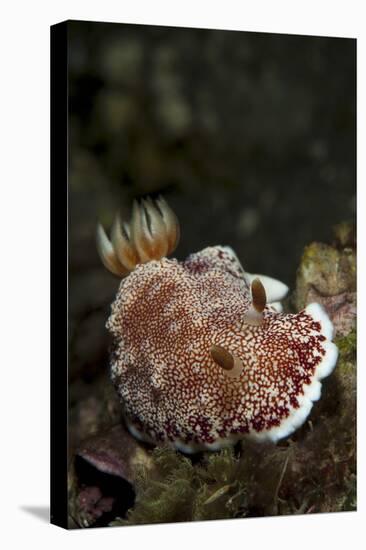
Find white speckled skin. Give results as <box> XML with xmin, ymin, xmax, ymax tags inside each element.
<box><xmin>107</xmin><ymin>246</ymin><xmax>338</xmax><ymax>453</ymax></box>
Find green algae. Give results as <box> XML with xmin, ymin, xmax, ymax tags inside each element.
<box><xmin>111</xmin><ymin>446</ymin><xmax>250</xmax><ymax>525</ymax></box>
<box><xmin>336</xmin><ymin>329</ymin><xmax>356</xmax><ymax>362</ymax></box>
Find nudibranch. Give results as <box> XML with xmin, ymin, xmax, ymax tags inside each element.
<box><xmin>97</xmin><ymin>197</ymin><xmax>338</xmax><ymax>453</ymax></box>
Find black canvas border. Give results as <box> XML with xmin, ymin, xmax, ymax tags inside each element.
<box><xmin>50</xmin><ymin>20</ymin><xmax>68</xmax><ymax>529</ymax></box>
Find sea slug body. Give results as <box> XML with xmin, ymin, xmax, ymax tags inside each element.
<box><xmin>97</xmin><ymin>197</ymin><xmax>338</xmax><ymax>453</ymax></box>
